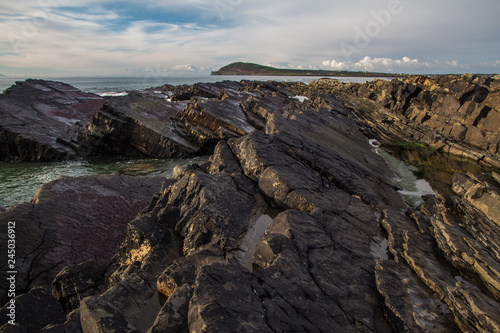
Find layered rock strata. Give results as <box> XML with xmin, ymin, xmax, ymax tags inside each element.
<box><xmin>299</xmin><ymin>74</ymin><xmax>500</xmax><ymax>167</ymax></box>
<box><xmin>1</xmin><ymin>76</ymin><xmax>499</xmax><ymax>332</ymax></box>
<box><xmin>78</xmin><ymin>81</ymin><xmax>287</xmax><ymax>159</ymax></box>
<box><xmin>0</xmin><ymin>80</ymin><xmax>104</xmax><ymax>161</ymax></box>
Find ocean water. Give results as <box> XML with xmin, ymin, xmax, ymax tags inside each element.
<box><xmin>0</xmin><ymin>75</ymin><xmax>391</xmax><ymax>95</ymax></box>
<box><xmin>0</xmin><ymin>156</ymin><xmax>209</xmax><ymax>209</ymax></box>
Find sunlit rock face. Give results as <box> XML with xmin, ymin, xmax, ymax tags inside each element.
<box><xmin>305</xmin><ymin>74</ymin><xmax>500</xmax><ymax>167</ymax></box>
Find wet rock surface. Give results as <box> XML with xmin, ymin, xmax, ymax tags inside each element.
<box><xmin>0</xmin><ymin>173</ymin><xmax>163</xmax><ymax>307</ymax></box>
<box><xmin>1</xmin><ymin>76</ymin><xmax>500</xmax><ymax>332</ymax></box>
<box><xmin>0</xmin><ymin>79</ymin><xmax>104</xmax><ymax>161</ymax></box>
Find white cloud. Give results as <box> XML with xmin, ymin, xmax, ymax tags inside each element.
<box><xmin>323</xmin><ymin>60</ymin><xmax>349</xmax><ymax>70</ymax></box>
<box><xmin>323</xmin><ymin>56</ymin><xmax>438</xmax><ymax>73</ymax></box>
<box><xmin>171</xmin><ymin>64</ymin><xmax>196</xmax><ymax>71</ymax></box>
<box><xmin>0</xmin><ymin>0</ymin><xmax>499</xmax><ymax>75</ymax></box>
<box><xmin>322</xmin><ymin>56</ymin><xmax>500</xmax><ymax>74</ymax></box>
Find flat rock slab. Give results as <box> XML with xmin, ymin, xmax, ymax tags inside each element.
<box><xmin>0</xmin><ymin>79</ymin><xmax>104</xmax><ymax>161</ymax></box>
<box><xmin>0</xmin><ymin>173</ymin><xmax>163</xmax><ymax>306</ymax></box>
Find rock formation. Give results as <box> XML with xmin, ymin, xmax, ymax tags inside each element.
<box><xmin>1</xmin><ymin>76</ymin><xmax>500</xmax><ymax>332</ymax></box>
<box><xmin>301</xmin><ymin>74</ymin><xmax>500</xmax><ymax>167</ymax></box>
<box><xmin>0</xmin><ymin>80</ymin><xmax>104</xmax><ymax>161</ymax></box>
<box><xmin>78</xmin><ymin>81</ymin><xmax>283</xmax><ymax>159</ymax></box>
<box><xmin>0</xmin><ymin>173</ymin><xmax>163</xmax><ymax>316</ymax></box>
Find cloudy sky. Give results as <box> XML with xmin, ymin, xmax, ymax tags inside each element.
<box><xmin>1</xmin><ymin>0</ymin><xmax>499</xmax><ymax>76</ymax></box>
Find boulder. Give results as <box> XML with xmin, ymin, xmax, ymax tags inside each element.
<box><xmin>151</xmin><ymin>283</ymin><xmax>193</xmax><ymax>333</ymax></box>
<box><xmin>52</xmin><ymin>260</ymin><xmax>107</xmax><ymax>313</ymax></box>
<box><xmin>0</xmin><ymin>79</ymin><xmax>104</xmax><ymax>161</ymax></box>
<box><xmin>79</xmin><ymin>92</ymin><xmax>200</xmax><ymax>158</ymax></box>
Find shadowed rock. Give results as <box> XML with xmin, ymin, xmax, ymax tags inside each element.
<box><xmin>0</xmin><ymin>174</ymin><xmax>163</xmax><ymax>306</ymax></box>
<box><xmin>0</xmin><ymin>79</ymin><xmax>104</xmax><ymax>161</ymax></box>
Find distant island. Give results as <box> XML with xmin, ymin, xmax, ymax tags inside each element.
<box><xmin>211</xmin><ymin>62</ymin><xmax>405</xmax><ymax>77</ymax></box>
<box><xmin>0</xmin><ymin>74</ymin><xmax>5</xmax><ymax>77</ymax></box>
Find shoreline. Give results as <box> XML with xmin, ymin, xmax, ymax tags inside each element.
<box><xmin>1</xmin><ymin>75</ymin><xmax>500</xmax><ymax>332</ymax></box>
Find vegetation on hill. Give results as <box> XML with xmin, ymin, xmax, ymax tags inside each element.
<box><xmin>211</xmin><ymin>62</ymin><xmax>405</xmax><ymax>77</ymax></box>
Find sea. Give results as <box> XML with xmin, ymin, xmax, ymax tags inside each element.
<box><xmin>0</xmin><ymin>74</ymin><xmax>392</xmax><ymax>209</ymax></box>
<box><xmin>0</xmin><ymin>75</ymin><xmax>389</xmax><ymax>96</ymax></box>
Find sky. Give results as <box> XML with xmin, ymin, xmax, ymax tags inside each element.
<box><xmin>0</xmin><ymin>0</ymin><xmax>499</xmax><ymax>77</ymax></box>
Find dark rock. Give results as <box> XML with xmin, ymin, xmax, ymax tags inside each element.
<box><xmin>188</xmin><ymin>261</ymin><xmax>272</xmax><ymax>333</ymax></box>
<box><xmin>143</xmin><ymin>96</ymin><xmax>408</xmax><ymax>332</ymax></box>
<box><xmin>0</xmin><ymin>173</ymin><xmax>163</xmax><ymax>306</ymax></box>
<box><xmin>230</xmin><ymin>109</ymin><xmax>404</xmax><ymax>210</ymax></box>
<box><xmin>39</xmin><ymin>309</ymin><xmax>82</xmax><ymax>333</ymax></box>
<box><xmin>170</xmin><ymin>82</ymin><xmax>231</xmax><ymax>101</ymax></box>
<box><xmin>0</xmin><ymin>79</ymin><xmax>104</xmax><ymax>161</ymax></box>
<box><xmin>107</xmin><ymin>204</ymin><xmax>182</xmax><ymax>284</ymax></box>
<box><xmin>151</xmin><ymin>283</ymin><xmax>193</xmax><ymax>333</ymax></box>
<box><xmin>178</xmin><ymin>98</ymin><xmax>256</xmax><ymax>144</ymax></box>
<box><xmin>99</xmin><ymin>273</ymin><xmax>157</xmax><ymax>331</ymax></box>
<box><xmin>5</xmin><ymin>77</ymin><xmax>500</xmax><ymax>332</ymax></box>
<box><xmin>79</xmin><ymin>80</ymin><xmax>268</xmax><ymax>159</ymax></box>
<box><xmin>157</xmin><ymin>248</ymin><xmax>223</xmax><ymax>299</ymax></box>
<box><xmin>0</xmin><ymin>323</ymin><xmax>28</xmax><ymax>333</ymax></box>
<box><xmin>160</xmin><ymin>158</ymin><xmax>266</xmax><ymax>256</ymax></box>
<box><xmin>0</xmin><ymin>287</ymin><xmax>66</xmax><ymax>331</ymax></box>
<box><xmin>52</xmin><ymin>260</ymin><xmax>107</xmax><ymax>313</ymax></box>
<box><xmin>79</xmin><ymin>92</ymin><xmax>200</xmax><ymax>158</ymax></box>
<box><xmin>73</xmin><ymin>178</ymin><xmax>184</xmax><ymax>332</ymax></box>
<box><xmin>80</xmin><ymin>296</ymin><xmax>140</xmax><ymax>333</ymax></box>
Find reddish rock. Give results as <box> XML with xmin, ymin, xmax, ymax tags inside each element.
<box><xmin>0</xmin><ymin>173</ymin><xmax>163</xmax><ymax>306</ymax></box>
<box><xmin>0</xmin><ymin>80</ymin><xmax>104</xmax><ymax>161</ymax></box>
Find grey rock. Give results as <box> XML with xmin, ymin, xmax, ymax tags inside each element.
<box><xmin>151</xmin><ymin>284</ymin><xmax>193</xmax><ymax>333</ymax></box>
<box><xmin>0</xmin><ymin>79</ymin><xmax>104</xmax><ymax>161</ymax></box>
<box><xmin>80</xmin><ymin>296</ymin><xmax>140</xmax><ymax>333</ymax></box>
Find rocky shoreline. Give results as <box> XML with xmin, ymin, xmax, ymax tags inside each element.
<box><xmin>1</xmin><ymin>75</ymin><xmax>500</xmax><ymax>332</ymax></box>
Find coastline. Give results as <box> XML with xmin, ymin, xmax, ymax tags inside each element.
<box><xmin>0</xmin><ymin>75</ymin><xmax>390</xmax><ymax>95</ymax></box>
<box><xmin>1</xmin><ymin>75</ymin><xmax>500</xmax><ymax>332</ymax></box>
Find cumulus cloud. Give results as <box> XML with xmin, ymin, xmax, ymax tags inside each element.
<box><xmin>321</xmin><ymin>56</ymin><xmax>476</xmax><ymax>73</ymax></box>
<box><xmin>171</xmin><ymin>64</ymin><xmax>197</xmax><ymax>71</ymax></box>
